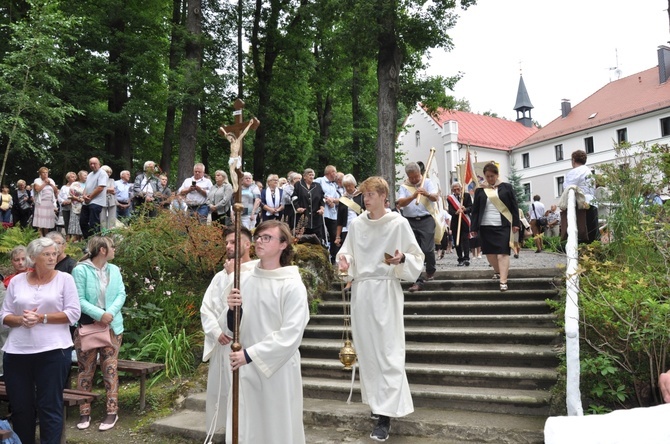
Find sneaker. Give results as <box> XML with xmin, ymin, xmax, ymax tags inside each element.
<box><xmin>457</xmin><ymin>262</ymin><xmax>465</xmax><ymax>267</ymax></box>
<box><xmin>99</xmin><ymin>414</ymin><xmax>118</xmax><ymax>431</ymax></box>
<box><xmin>76</xmin><ymin>415</ymin><xmax>91</xmax><ymax>430</ymax></box>
<box><xmin>370</xmin><ymin>415</ymin><xmax>391</xmax><ymax>442</ymax></box>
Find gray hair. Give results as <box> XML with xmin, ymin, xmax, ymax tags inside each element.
<box><xmin>143</xmin><ymin>161</ymin><xmax>155</xmax><ymax>171</ymax></box>
<box><xmin>405</xmin><ymin>162</ymin><xmax>421</xmax><ymax>175</ymax></box>
<box><xmin>342</xmin><ymin>174</ymin><xmax>357</xmax><ymax>187</ymax></box>
<box><xmin>8</xmin><ymin>245</ymin><xmax>27</xmax><ymax>261</ymax></box>
<box><xmin>101</xmin><ymin>165</ymin><xmax>113</xmax><ymax>176</ymax></box>
<box><xmin>215</xmin><ymin>170</ymin><xmax>229</xmax><ymax>183</ymax></box>
<box><xmin>303</xmin><ymin>168</ymin><xmax>315</xmax><ymax>176</ymax></box>
<box><xmin>26</xmin><ymin>237</ymin><xmax>56</xmax><ymax>267</ymax></box>
<box><xmin>45</xmin><ymin>231</ymin><xmax>65</xmax><ymax>243</ymax></box>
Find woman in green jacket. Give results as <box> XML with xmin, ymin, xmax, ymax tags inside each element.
<box><xmin>72</xmin><ymin>236</ymin><xmax>126</xmax><ymax>432</ymax></box>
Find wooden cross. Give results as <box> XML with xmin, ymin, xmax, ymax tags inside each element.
<box><xmin>218</xmin><ymin>98</ymin><xmax>260</xmax><ymax>194</ymax></box>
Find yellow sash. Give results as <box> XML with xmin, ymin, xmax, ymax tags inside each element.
<box><xmin>339</xmin><ymin>196</ymin><xmax>362</xmax><ymax>215</ymax></box>
<box><xmin>483</xmin><ymin>188</ymin><xmax>514</xmax><ymax>248</ymax></box>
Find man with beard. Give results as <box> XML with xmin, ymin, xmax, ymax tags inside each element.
<box><xmin>200</xmin><ymin>226</ymin><xmax>257</xmax><ymax>436</ymax></box>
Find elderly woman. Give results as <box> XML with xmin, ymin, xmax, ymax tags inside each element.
<box><xmin>206</xmin><ymin>170</ymin><xmax>233</xmax><ymax>225</ymax></box>
<box><xmin>3</xmin><ymin>245</ymin><xmax>32</xmax><ymax>289</ymax></box>
<box><xmin>470</xmin><ymin>162</ymin><xmax>520</xmax><ymax>292</ymax></box>
<box><xmin>58</xmin><ymin>172</ymin><xmax>77</xmax><ymax>236</ymax></box>
<box><xmin>32</xmin><ymin>167</ymin><xmax>59</xmax><ymax>236</ymax></box>
<box><xmin>1</xmin><ymin>237</ymin><xmax>80</xmax><ymax>444</ymax></box>
<box><xmin>73</xmin><ymin>236</ymin><xmax>126</xmax><ymax>432</ymax></box>
<box><xmin>99</xmin><ymin>165</ymin><xmax>117</xmax><ymax>231</ymax></box>
<box><xmin>11</xmin><ymin>180</ymin><xmax>32</xmax><ymax>228</ymax></box>
<box><xmin>282</xmin><ymin>172</ymin><xmax>302</xmax><ymax>234</ymax></box>
<box><xmin>260</xmin><ymin>174</ymin><xmax>284</xmax><ymax>221</ymax></box>
<box><xmin>68</xmin><ymin>171</ymin><xmax>87</xmax><ymax>242</ymax></box>
<box><xmin>335</xmin><ymin>174</ymin><xmax>365</xmax><ymax>248</ymax></box>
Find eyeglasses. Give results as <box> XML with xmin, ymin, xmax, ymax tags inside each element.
<box><xmin>253</xmin><ymin>234</ymin><xmax>280</xmax><ymax>243</ymax></box>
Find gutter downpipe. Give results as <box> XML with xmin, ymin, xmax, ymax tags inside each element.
<box><xmin>565</xmin><ymin>188</ymin><xmax>583</xmax><ymax>416</ymax></box>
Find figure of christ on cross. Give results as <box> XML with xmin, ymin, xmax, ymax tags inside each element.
<box><xmin>218</xmin><ymin>99</ymin><xmax>260</xmax><ymax>193</ymax></box>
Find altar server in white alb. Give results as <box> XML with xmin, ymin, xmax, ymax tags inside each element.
<box><xmin>223</xmin><ymin>220</ymin><xmax>309</xmax><ymax>444</ymax></box>
<box><xmin>337</xmin><ymin>176</ymin><xmax>424</xmax><ymax>442</ymax></box>
<box><xmin>200</xmin><ymin>226</ymin><xmax>257</xmax><ymax>436</ymax></box>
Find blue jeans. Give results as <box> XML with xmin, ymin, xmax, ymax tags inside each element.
<box><xmin>0</xmin><ymin>209</ymin><xmax>11</xmax><ymax>223</ymax></box>
<box><xmin>4</xmin><ymin>347</ymin><xmax>72</xmax><ymax>444</ymax></box>
<box><xmin>188</xmin><ymin>204</ymin><xmax>209</xmax><ymax>223</ymax></box>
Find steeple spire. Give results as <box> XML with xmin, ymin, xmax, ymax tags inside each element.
<box><xmin>514</xmin><ymin>74</ymin><xmax>534</xmax><ymax>128</ymax></box>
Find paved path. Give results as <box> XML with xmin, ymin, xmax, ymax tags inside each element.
<box><xmin>434</xmin><ymin>248</ymin><xmax>566</xmax><ymax>272</ymax></box>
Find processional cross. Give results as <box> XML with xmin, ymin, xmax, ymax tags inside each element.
<box><xmin>217</xmin><ymin>98</ymin><xmax>259</xmax><ymax>444</ymax></box>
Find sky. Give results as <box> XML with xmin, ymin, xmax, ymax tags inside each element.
<box><xmin>426</xmin><ymin>0</ymin><xmax>670</xmax><ymax>126</ymax></box>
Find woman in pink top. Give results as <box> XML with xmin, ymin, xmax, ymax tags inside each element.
<box><xmin>0</xmin><ymin>237</ymin><xmax>80</xmax><ymax>444</ymax></box>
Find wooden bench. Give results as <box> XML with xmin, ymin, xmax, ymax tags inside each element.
<box><xmin>0</xmin><ymin>381</ymin><xmax>98</xmax><ymax>444</ymax></box>
<box><xmin>71</xmin><ymin>358</ymin><xmax>165</xmax><ymax>410</ymax></box>
<box><xmin>117</xmin><ymin>359</ymin><xmax>165</xmax><ymax>410</ymax></box>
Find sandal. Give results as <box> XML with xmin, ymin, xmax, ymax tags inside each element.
<box><xmin>492</xmin><ymin>273</ymin><xmax>500</xmax><ymax>280</ymax></box>
<box><xmin>500</xmin><ymin>282</ymin><xmax>508</xmax><ymax>292</ymax></box>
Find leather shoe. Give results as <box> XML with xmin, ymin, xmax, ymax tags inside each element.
<box><xmin>457</xmin><ymin>262</ymin><xmax>465</xmax><ymax>267</ymax></box>
<box><xmin>408</xmin><ymin>284</ymin><xmax>422</xmax><ymax>292</ymax></box>
<box><xmin>425</xmin><ymin>273</ymin><xmax>435</xmax><ymax>281</ymax></box>
<box><xmin>464</xmin><ymin>261</ymin><xmax>470</xmax><ymax>266</ymax></box>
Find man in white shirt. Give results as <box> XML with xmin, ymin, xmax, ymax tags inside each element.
<box><xmin>115</xmin><ymin>170</ymin><xmax>132</xmax><ymax>219</ymax></box>
<box><xmin>529</xmin><ymin>195</ymin><xmax>546</xmax><ymax>253</ymax></box>
<box><xmin>80</xmin><ymin>157</ymin><xmax>108</xmax><ymax>238</ymax></box>
<box><xmin>178</xmin><ymin>163</ymin><xmax>212</xmax><ymax>223</ymax></box>
<box><xmin>315</xmin><ymin>165</ymin><xmax>340</xmax><ymax>263</ymax></box>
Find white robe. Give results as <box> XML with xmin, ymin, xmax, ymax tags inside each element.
<box><xmin>337</xmin><ymin>211</ymin><xmax>424</xmax><ymax>417</ymax></box>
<box><xmin>200</xmin><ymin>260</ymin><xmax>259</xmax><ymax>434</ymax></box>
<box><xmin>219</xmin><ymin>264</ymin><xmax>310</xmax><ymax>444</ymax></box>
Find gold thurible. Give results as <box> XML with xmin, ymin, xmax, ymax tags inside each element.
<box><xmin>338</xmin><ymin>271</ymin><xmax>356</xmax><ymax>370</ymax></box>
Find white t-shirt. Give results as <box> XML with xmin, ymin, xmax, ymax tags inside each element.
<box><xmin>84</xmin><ymin>169</ymin><xmax>110</xmax><ymax>206</ymax></box>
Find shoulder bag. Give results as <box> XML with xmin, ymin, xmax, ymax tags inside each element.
<box><xmin>79</xmin><ymin>321</ymin><xmax>113</xmax><ymax>352</ymax></box>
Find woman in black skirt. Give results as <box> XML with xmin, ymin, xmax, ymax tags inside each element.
<box><xmin>470</xmin><ymin>163</ymin><xmax>520</xmax><ymax>291</ymax></box>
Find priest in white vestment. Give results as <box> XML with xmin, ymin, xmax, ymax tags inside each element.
<box><xmin>337</xmin><ymin>176</ymin><xmax>424</xmax><ymax>442</ymax></box>
<box><xmin>222</xmin><ymin>220</ymin><xmax>309</xmax><ymax>444</ymax></box>
<box><xmin>200</xmin><ymin>226</ymin><xmax>257</xmax><ymax>435</ymax></box>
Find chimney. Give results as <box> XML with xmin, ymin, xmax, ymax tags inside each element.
<box><xmin>658</xmin><ymin>45</ymin><xmax>670</xmax><ymax>84</ymax></box>
<box><xmin>561</xmin><ymin>99</ymin><xmax>571</xmax><ymax>118</ymax></box>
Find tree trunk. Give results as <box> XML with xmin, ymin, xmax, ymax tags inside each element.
<box><xmin>160</xmin><ymin>0</ymin><xmax>184</xmax><ymax>176</ymax></box>
<box><xmin>177</xmin><ymin>0</ymin><xmax>202</xmax><ymax>185</ymax></box>
<box><xmin>351</xmin><ymin>64</ymin><xmax>362</xmax><ymax>179</ymax></box>
<box><xmin>107</xmin><ymin>17</ymin><xmax>132</xmax><ymax>173</ymax></box>
<box><xmin>376</xmin><ymin>17</ymin><xmax>402</xmax><ymax>205</ymax></box>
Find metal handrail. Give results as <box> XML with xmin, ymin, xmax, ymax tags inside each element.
<box><xmin>565</xmin><ymin>188</ymin><xmax>583</xmax><ymax>416</ymax></box>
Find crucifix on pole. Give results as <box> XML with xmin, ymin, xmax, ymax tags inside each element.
<box><xmin>217</xmin><ymin>97</ymin><xmax>259</xmax><ymax>444</ymax></box>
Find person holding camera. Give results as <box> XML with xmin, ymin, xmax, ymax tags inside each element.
<box><xmin>529</xmin><ymin>195</ymin><xmax>546</xmax><ymax>253</ymax></box>
<box><xmin>178</xmin><ymin>163</ymin><xmax>212</xmax><ymax>223</ymax></box>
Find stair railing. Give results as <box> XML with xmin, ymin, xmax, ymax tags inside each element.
<box><xmin>564</xmin><ymin>188</ymin><xmax>584</xmax><ymax>416</ymax></box>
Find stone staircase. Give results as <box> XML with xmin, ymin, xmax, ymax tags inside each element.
<box><xmin>153</xmin><ymin>267</ymin><xmax>563</xmax><ymax>443</ymax></box>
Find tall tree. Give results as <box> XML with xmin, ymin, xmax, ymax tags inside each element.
<box><xmin>177</xmin><ymin>0</ymin><xmax>203</xmax><ymax>184</ymax></box>
<box><xmin>0</xmin><ymin>0</ymin><xmax>80</xmax><ymax>184</ymax></box>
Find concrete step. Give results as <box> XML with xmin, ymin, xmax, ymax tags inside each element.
<box><xmin>310</xmin><ymin>313</ymin><xmax>558</xmax><ymax>328</ymax></box>
<box><xmin>322</xmin><ymin>287</ymin><xmax>559</xmax><ymax>302</ymax></box>
<box><xmin>301</xmin><ymin>357</ymin><xmax>558</xmax><ymax>390</ymax></box>
<box><xmin>317</xmin><ymin>299</ymin><xmax>557</xmax><ymax>316</ymax></box>
<box><xmin>302</xmin><ymin>376</ymin><xmax>552</xmax><ymax>416</ymax></box>
<box><xmin>300</xmin><ymin>338</ymin><xmax>560</xmax><ymax>367</ymax></box>
<box><xmin>304</xmin><ymin>325</ymin><xmax>560</xmax><ymax>345</ymax></box>
<box><xmin>152</xmin><ymin>395</ymin><xmax>546</xmax><ymax>443</ymax></box>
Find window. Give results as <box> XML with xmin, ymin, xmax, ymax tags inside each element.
<box><xmin>584</xmin><ymin>136</ymin><xmax>594</xmax><ymax>154</ymax></box>
<box><xmin>522</xmin><ymin>153</ymin><xmax>530</xmax><ymax>168</ymax></box>
<box><xmin>616</xmin><ymin>128</ymin><xmax>627</xmax><ymax>143</ymax></box>
<box><xmin>523</xmin><ymin>183</ymin><xmax>531</xmax><ymax>201</ymax></box>
<box><xmin>555</xmin><ymin>144</ymin><xmax>563</xmax><ymax>161</ymax></box>
<box><xmin>556</xmin><ymin>176</ymin><xmax>564</xmax><ymax>197</ymax></box>
<box><xmin>415</xmin><ymin>130</ymin><xmax>420</xmax><ymax>148</ymax></box>
<box><xmin>661</xmin><ymin>117</ymin><xmax>670</xmax><ymax>137</ymax></box>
